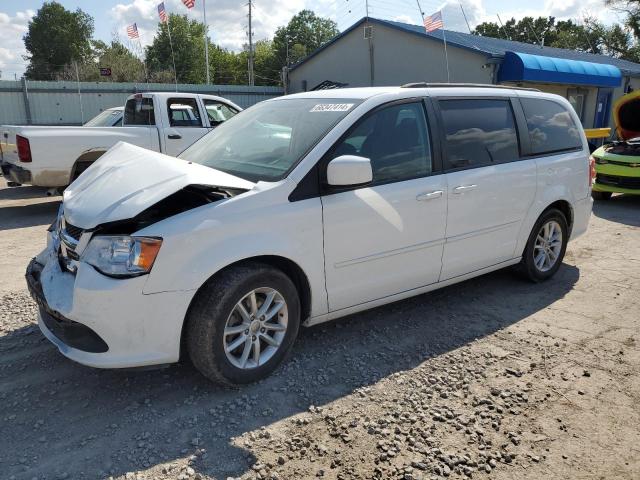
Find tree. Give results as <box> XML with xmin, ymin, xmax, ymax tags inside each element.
<box><xmin>23</xmin><ymin>1</ymin><xmax>94</xmax><ymax>80</ymax></box>
<box><xmin>473</xmin><ymin>15</ymin><xmax>640</xmax><ymax>62</ymax></box>
<box><xmin>146</xmin><ymin>14</ymin><xmax>207</xmax><ymax>84</ymax></box>
<box><xmin>272</xmin><ymin>10</ymin><xmax>339</xmax><ymax>69</ymax></box>
<box><xmin>92</xmin><ymin>40</ymin><xmax>146</xmax><ymax>82</ymax></box>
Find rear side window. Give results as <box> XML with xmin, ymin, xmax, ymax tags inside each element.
<box><xmin>520</xmin><ymin>98</ymin><xmax>582</xmax><ymax>155</ymax></box>
<box><xmin>124</xmin><ymin>98</ymin><xmax>155</xmax><ymax>126</ymax></box>
<box><xmin>167</xmin><ymin>98</ymin><xmax>203</xmax><ymax>127</ymax></box>
<box><xmin>439</xmin><ymin>99</ymin><xmax>519</xmax><ymax>169</ymax></box>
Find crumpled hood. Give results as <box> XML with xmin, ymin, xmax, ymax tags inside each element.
<box><xmin>63</xmin><ymin>142</ymin><xmax>255</xmax><ymax>229</ymax></box>
<box><xmin>614</xmin><ymin>90</ymin><xmax>640</xmax><ymax>141</ymax></box>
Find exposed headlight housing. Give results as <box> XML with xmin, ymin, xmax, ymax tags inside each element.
<box><xmin>82</xmin><ymin>236</ymin><xmax>162</xmax><ymax>277</ymax></box>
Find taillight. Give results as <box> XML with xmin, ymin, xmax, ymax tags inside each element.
<box><xmin>16</xmin><ymin>135</ymin><xmax>32</xmax><ymax>163</ymax></box>
<box><xmin>589</xmin><ymin>155</ymin><xmax>596</xmax><ymax>187</ymax></box>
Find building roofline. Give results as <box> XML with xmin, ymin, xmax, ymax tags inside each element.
<box><xmin>288</xmin><ymin>17</ymin><xmax>640</xmax><ymax>78</ymax></box>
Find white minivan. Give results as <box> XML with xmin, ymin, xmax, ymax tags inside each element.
<box><xmin>27</xmin><ymin>85</ymin><xmax>593</xmax><ymax>384</ymax></box>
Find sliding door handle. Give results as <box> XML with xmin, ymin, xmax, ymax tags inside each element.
<box><xmin>416</xmin><ymin>190</ymin><xmax>443</xmax><ymax>201</ymax></box>
<box><xmin>452</xmin><ymin>184</ymin><xmax>477</xmax><ymax>194</ymax></box>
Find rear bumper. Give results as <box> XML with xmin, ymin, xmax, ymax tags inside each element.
<box><xmin>1</xmin><ymin>161</ymin><xmax>31</xmax><ymax>184</ymax></box>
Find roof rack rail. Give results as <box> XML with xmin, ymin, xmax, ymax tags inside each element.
<box><xmin>401</xmin><ymin>82</ymin><xmax>540</xmax><ymax>92</ymax></box>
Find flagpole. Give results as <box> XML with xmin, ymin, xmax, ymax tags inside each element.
<box><xmin>166</xmin><ymin>17</ymin><xmax>178</xmax><ymax>91</ymax></box>
<box><xmin>203</xmin><ymin>0</ymin><xmax>210</xmax><ymax>84</ymax></box>
<box><xmin>440</xmin><ymin>11</ymin><xmax>451</xmax><ymax>83</ymax></box>
<box><xmin>136</xmin><ymin>33</ymin><xmax>149</xmax><ymax>86</ymax></box>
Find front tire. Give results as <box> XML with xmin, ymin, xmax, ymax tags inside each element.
<box><xmin>591</xmin><ymin>190</ymin><xmax>612</xmax><ymax>201</ymax></box>
<box><xmin>519</xmin><ymin>209</ymin><xmax>568</xmax><ymax>282</ymax></box>
<box><xmin>186</xmin><ymin>262</ymin><xmax>300</xmax><ymax>385</ymax></box>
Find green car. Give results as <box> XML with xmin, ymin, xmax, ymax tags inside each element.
<box><xmin>591</xmin><ymin>90</ymin><xmax>640</xmax><ymax>200</ymax></box>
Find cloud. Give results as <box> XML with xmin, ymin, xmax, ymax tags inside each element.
<box><xmin>0</xmin><ymin>9</ymin><xmax>35</xmax><ymax>80</ymax></box>
<box><xmin>109</xmin><ymin>0</ymin><xmax>312</xmax><ymax>52</ymax></box>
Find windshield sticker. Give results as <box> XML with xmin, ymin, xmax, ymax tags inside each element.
<box><xmin>310</xmin><ymin>103</ymin><xmax>354</xmax><ymax>112</ymax></box>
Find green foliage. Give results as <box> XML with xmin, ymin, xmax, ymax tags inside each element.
<box><xmin>272</xmin><ymin>10</ymin><xmax>340</xmax><ymax>68</ymax></box>
<box><xmin>21</xmin><ymin>7</ymin><xmax>340</xmax><ymax>85</ymax></box>
<box><xmin>146</xmin><ymin>14</ymin><xmax>208</xmax><ymax>84</ymax></box>
<box><xmin>24</xmin><ymin>1</ymin><xmax>94</xmax><ymax>80</ymax></box>
<box><xmin>473</xmin><ymin>15</ymin><xmax>640</xmax><ymax>62</ymax></box>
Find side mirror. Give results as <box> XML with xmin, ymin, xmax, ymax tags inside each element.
<box><xmin>326</xmin><ymin>155</ymin><xmax>373</xmax><ymax>187</ymax></box>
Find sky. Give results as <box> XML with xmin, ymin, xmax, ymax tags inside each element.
<box><xmin>0</xmin><ymin>0</ymin><xmax>630</xmax><ymax>80</ymax></box>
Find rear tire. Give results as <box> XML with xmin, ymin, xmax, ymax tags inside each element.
<box><xmin>186</xmin><ymin>262</ymin><xmax>300</xmax><ymax>385</ymax></box>
<box><xmin>518</xmin><ymin>209</ymin><xmax>568</xmax><ymax>283</ymax></box>
<box><xmin>591</xmin><ymin>190</ymin><xmax>612</xmax><ymax>201</ymax></box>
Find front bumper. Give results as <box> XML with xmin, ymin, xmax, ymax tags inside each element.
<box><xmin>593</xmin><ymin>162</ymin><xmax>640</xmax><ymax>194</ymax></box>
<box><xmin>1</xmin><ymin>161</ymin><xmax>32</xmax><ymax>184</ymax></box>
<box><xmin>26</xmin><ymin>243</ymin><xmax>195</xmax><ymax>369</ymax></box>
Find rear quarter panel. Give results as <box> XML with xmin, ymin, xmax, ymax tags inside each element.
<box><xmin>3</xmin><ymin>126</ymin><xmax>161</xmax><ymax>187</ymax></box>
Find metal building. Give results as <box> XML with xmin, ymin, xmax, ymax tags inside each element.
<box><xmin>286</xmin><ymin>17</ymin><xmax>640</xmax><ymax>130</ymax></box>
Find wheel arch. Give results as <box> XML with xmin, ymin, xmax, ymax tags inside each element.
<box><xmin>70</xmin><ymin>149</ymin><xmax>108</xmax><ymax>182</ymax></box>
<box><xmin>543</xmin><ymin>199</ymin><xmax>574</xmax><ymax>235</ymax></box>
<box><xmin>178</xmin><ymin>254</ymin><xmax>312</xmax><ymax>359</ymax></box>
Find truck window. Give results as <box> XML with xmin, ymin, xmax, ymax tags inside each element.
<box><xmin>167</xmin><ymin>98</ymin><xmax>203</xmax><ymax>127</ymax></box>
<box><xmin>124</xmin><ymin>98</ymin><xmax>155</xmax><ymax>126</ymax></box>
<box><xmin>520</xmin><ymin>98</ymin><xmax>582</xmax><ymax>155</ymax></box>
<box><xmin>203</xmin><ymin>100</ymin><xmax>238</xmax><ymax>125</ymax></box>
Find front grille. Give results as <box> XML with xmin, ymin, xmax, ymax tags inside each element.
<box><xmin>64</xmin><ymin>222</ymin><xmax>83</xmax><ymax>241</ymax></box>
<box><xmin>596</xmin><ymin>174</ymin><xmax>640</xmax><ymax>190</ymax></box>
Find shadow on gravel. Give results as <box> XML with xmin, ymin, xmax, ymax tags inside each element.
<box><xmin>0</xmin><ymin>200</ymin><xmax>60</xmax><ymax>231</ymax></box>
<box><xmin>0</xmin><ymin>185</ymin><xmax>57</xmax><ymax>201</ymax></box>
<box><xmin>592</xmin><ymin>193</ymin><xmax>640</xmax><ymax>227</ymax></box>
<box><xmin>1</xmin><ymin>264</ymin><xmax>579</xmax><ymax>479</ymax></box>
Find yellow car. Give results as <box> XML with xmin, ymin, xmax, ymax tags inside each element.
<box><xmin>591</xmin><ymin>90</ymin><xmax>640</xmax><ymax>200</ymax></box>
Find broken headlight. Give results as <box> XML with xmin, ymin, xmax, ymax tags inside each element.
<box><xmin>81</xmin><ymin>236</ymin><xmax>162</xmax><ymax>277</ymax></box>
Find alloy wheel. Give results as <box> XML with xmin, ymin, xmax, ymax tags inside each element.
<box><xmin>533</xmin><ymin>220</ymin><xmax>563</xmax><ymax>272</ymax></box>
<box><xmin>223</xmin><ymin>287</ymin><xmax>288</xmax><ymax>369</ymax></box>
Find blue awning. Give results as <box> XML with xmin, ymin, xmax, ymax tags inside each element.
<box><xmin>498</xmin><ymin>51</ymin><xmax>622</xmax><ymax>88</ymax></box>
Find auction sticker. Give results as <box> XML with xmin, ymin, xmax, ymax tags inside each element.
<box><xmin>310</xmin><ymin>103</ymin><xmax>354</xmax><ymax>112</ymax></box>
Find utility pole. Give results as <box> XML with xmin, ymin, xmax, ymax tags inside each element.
<box><xmin>203</xmin><ymin>0</ymin><xmax>210</xmax><ymax>84</ymax></box>
<box><xmin>247</xmin><ymin>0</ymin><xmax>254</xmax><ymax>86</ymax></box>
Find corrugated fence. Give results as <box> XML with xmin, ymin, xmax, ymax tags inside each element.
<box><xmin>0</xmin><ymin>80</ymin><xmax>284</xmax><ymax>126</ymax></box>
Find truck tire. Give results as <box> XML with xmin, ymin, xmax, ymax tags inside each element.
<box><xmin>186</xmin><ymin>262</ymin><xmax>300</xmax><ymax>385</ymax></box>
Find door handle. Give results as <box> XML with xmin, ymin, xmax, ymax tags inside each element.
<box><xmin>452</xmin><ymin>184</ymin><xmax>477</xmax><ymax>194</ymax></box>
<box><xmin>416</xmin><ymin>190</ymin><xmax>443</xmax><ymax>201</ymax></box>
<box><xmin>168</xmin><ymin>133</ymin><xmax>182</xmax><ymax>140</ymax></box>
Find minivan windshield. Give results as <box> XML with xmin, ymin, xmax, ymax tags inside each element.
<box><xmin>179</xmin><ymin>98</ymin><xmax>360</xmax><ymax>182</ymax></box>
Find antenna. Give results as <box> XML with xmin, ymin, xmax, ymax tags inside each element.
<box><xmin>459</xmin><ymin>2</ymin><xmax>472</xmax><ymax>34</ymax></box>
<box><xmin>526</xmin><ymin>17</ymin><xmax>542</xmax><ymax>46</ymax></box>
<box><xmin>496</xmin><ymin>14</ymin><xmax>510</xmax><ymax>40</ymax></box>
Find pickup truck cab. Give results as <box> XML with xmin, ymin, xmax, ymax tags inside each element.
<box><xmin>0</xmin><ymin>92</ymin><xmax>241</xmax><ymax>188</ymax></box>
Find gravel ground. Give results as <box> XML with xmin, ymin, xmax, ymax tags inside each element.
<box><xmin>0</xmin><ymin>179</ymin><xmax>639</xmax><ymax>480</ymax></box>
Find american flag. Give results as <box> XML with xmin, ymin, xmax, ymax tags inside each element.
<box><xmin>181</xmin><ymin>0</ymin><xmax>195</xmax><ymax>8</ymax></box>
<box><xmin>424</xmin><ymin>10</ymin><xmax>444</xmax><ymax>32</ymax></box>
<box><xmin>158</xmin><ymin>2</ymin><xmax>168</xmax><ymax>23</ymax></box>
<box><xmin>127</xmin><ymin>23</ymin><xmax>139</xmax><ymax>39</ymax></box>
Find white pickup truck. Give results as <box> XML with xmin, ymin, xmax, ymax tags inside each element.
<box><xmin>0</xmin><ymin>92</ymin><xmax>241</xmax><ymax>188</ymax></box>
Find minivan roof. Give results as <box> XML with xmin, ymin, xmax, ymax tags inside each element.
<box><xmin>283</xmin><ymin>84</ymin><xmax>556</xmax><ymax>101</ymax></box>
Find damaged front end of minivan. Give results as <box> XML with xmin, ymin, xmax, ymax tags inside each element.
<box><xmin>26</xmin><ymin>142</ymin><xmax>254</xmax><ymax>368</ymax></box>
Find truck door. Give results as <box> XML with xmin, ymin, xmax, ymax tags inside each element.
<box><xmin>162</xmin><ymin>97</ymin><xmax>209</xmax><ymax>156</ymax></box>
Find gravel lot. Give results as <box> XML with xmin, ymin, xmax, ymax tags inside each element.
<box><xmin>1</xmin><ymin>177</ymin><xmax>639</xmax><ymax>480</ymax></box>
